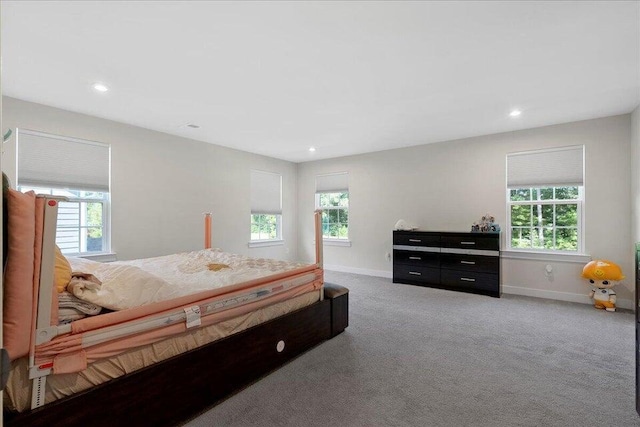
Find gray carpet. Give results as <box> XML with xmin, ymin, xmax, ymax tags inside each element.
<box><xmin>184</xmin><ymin>271</ymin><xmax>639</xmax><ymax>426</ymax></box>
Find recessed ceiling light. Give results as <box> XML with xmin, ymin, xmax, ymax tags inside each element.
<box><xmin>309</xmin><ymin>147</ymin><xmax>316</xmax><ymax>152</ymax></box>
<box><xmin>92</xmin><ymin>83</ymin><xmax>109</xmax><ymax>93</ymax></box>
<box><xmin>509</xmin><ymin>109</ymin><xmax>522</xmax><ymax>117</ymax></box>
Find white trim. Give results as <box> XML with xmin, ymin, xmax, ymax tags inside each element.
<box><xmin>80</xmin><ymin>252</ymin><xmax>117</xmax><ymax>262</ymax></box>
<box><xmin>503</xmin><ymin>284</ymin><xmax>633</xmax><ymax>310</ymax></box>
<box><xmin>324</xmin><ymin>264</ymin><xmax>392</xmax><ymax>278</ymax></box>
<box><xmin>248</xmin><ymin>239</ymin><xmax>285</xmax><ymax>248</ymax></box>
<box><xmin>501</xmin><ymin>250</ymin><xmax>591</xmax><ymax>264</ymax></box>
<box><xmin>323</xmin><ymin>239</ymin><xmax>352</xmax><ymax>247</ymax></box>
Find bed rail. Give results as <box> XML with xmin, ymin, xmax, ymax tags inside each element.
<box><xmin>30</xmin><ymin>196</ymin><xmax>64</xmax><ymax>409</ymax></box>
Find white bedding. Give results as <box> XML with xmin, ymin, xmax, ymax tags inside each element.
<box><xmin>68</xmin><ymin>249</ymin><xmax>309</xmax><ymax>311</ymax></box>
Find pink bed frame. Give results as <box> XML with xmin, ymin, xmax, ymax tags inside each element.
<box><xmin>3</xmin><ymin>197</ymin><xmax>347</xmax><ymax>425</ymax></box>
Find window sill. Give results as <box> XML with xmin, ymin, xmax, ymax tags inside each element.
<box><xmin>79</xmin><ymin>252</ymin><xmax>118</xmax><ymax>262</ymax></box>
<box><xmin>323</xmin><ymin>239</ymin><xmax>352</xmax><ymax>247</ymax></box>
<box><xmin>248</xmin><ymin>239</ymin><xmax>285</xmax><ymax>248</ymax></box>
<box><xmin>501</xmin><ymin>250</ymin><xmax>591</xmax><ymax>264</ymax></box>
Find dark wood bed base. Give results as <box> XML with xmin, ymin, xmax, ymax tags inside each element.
<box><xmin>5</xmin><ymin>284</ymin><xmax>349</xmax><ymax>427</ymax></box>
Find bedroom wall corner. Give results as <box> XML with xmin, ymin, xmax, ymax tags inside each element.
<box><xmin>0</xmin><ymin>97</ymin><xmax>299</xmax><ymax>263</ymax></box>
<box><xmin>297</xmin><ymin>114</ymin><xmax>633</xmax><ymax>306</ymax></box>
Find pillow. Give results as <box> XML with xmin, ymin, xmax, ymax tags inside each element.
<box><xmin>3</xmin><ymin>189</ymin><xmax>36</xmax><ymax>360</ymax></box>
<box><xmin>54</xmin><ymin>245</ymin><xmax>72</xmax><ymax>293</ymax></box>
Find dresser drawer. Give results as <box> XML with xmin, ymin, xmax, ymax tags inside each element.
<box><xmin>393</xmin><ymin>265</ymin><xmax>440</xmax><ymax>285</ymax></box>
<box><xmin>441</xmin><ymin>234</ymin><xmax>499</xmax><ymax>251</ymax></box>
<box><xmin>440</xmin><ymin>270</ymin><xmax>498</xmax><ymax>292</ymax></box>
<box><xmin>440</xmin><ymin>253</ymin><xmax>498</xmax><ymax>274</ymax></box>
<box><xmin>393</xmin><ymin>250</ymin><xmax>439</xmax><ymax>268</ymax></box>
<box><xmin>393</xmin><ymin>232</ymin><xmax>440</xmax><ymax>248</ymax></box>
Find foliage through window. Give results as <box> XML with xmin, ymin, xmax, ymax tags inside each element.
<box><xmin>250</xmin><ymin>214</ymin><xmax>281</xmax><ymax>241</ymax></box>
<box><xmin>18</xmin><ymin>186</ymin><xmax>109</xmax><ymax>256</ymax></box>
<box><xmin>508</xmin><ymin>186</ymin><xmax>582</xmax><ymax>252</ymax></box>
<box><xmin>317</xmin><ymin>192</ymin><xmax>349</xmax><ymax>240</ymax></box>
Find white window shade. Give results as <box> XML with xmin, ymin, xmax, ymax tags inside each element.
<box><xmin>507</xmin><ymin>145</ymin><xmax>584</xmax><ymax>188</ymax></box>
<box><xmin>316</xmin><ymin>172</ymin><xmax>349</xmax><ymax>193</ymax></box>
<box><xmin>17</xmin><ymin>129</ymin><xmax>110</xmax><ymax>192</ymax></box>
<box><xmin>250</xmin><ymin>170</ymin><xmax>282</xmax><ymax>214</ymax></box>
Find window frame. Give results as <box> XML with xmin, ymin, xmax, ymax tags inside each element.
<box><xmin>315</xmin><ymin>191</ymin><xmax>350</xmax><ymax>243</ymax></box>
<box><xmin>506</xmin><ymin>186</ymin><xmax>584</xmax><ymax>254</ymax></box>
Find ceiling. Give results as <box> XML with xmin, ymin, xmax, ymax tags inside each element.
<box><xmin>2</xmin><ymin>1</ymin><xmax>639</xmax><ymax>163</ymax></box>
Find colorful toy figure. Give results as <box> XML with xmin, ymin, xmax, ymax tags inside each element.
<box><xmin>581</xmin><ymin>260</ymin><xmax>625</xmax><ymax>312</ymax></box>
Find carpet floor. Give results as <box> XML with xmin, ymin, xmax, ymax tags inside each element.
<box><xmin>184</xmin><ymin>271</ymin><xmax>639</xmax><ymax>426</ymax></box>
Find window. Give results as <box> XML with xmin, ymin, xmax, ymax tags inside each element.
<box><xmin>508</xmin><ymin>186</ymin><xmax>582</xmax><ymax>251</ymax></box>
<box><xmin>506</xmin><ymin>146</ymin><xmax>584</xmax><ymax>253</ymax></box>
<box><xmin>16</xmin><ymin>129</ymin><xmax>111</xmax><ymax>256</ymax></box>
<box><xmin>250</xmin><ymin>170</ymin><xmax>282</xmax><ymax>242</ymax></box>
<box><xmin>250</xmin><ymin>214</ymin><xmax>281</xmax><ymax>241</ymax></box>
<box><xmin>17</xmin><ymin>186</ymin><xmax>109</xmax><ymax>255</ymax></box>
<box><xmin>315</xmin><ymin>172</ymin><xmax>349</xmax><ymax>241</ymax></box>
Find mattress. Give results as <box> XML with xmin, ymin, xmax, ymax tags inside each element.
<box><xmin>67</xmin><ymin>249</ymin><xmax>311</xmax><ymax>310</ymax></box>
<box><xmin>33</xmin><ymin>249</ymin><xmax>322</xmax><ymax>372</ymax></box>
<box><xmin>7</xmin><ymin>290</ymin><xmax>320</xmax><ymax>412</ymax></box>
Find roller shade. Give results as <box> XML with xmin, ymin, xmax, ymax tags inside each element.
<box><xmin>507</xmin><ymin>145</ymin><xmax>584</xmax><ymax>189</ymax></box>
<box><xmin>250</xmin><ymin>170</ymin><xmax>282</xmax><ymax>215</ymax></box>
<box><xmin>315</xmin><ymin>172</ymin><xmax>348</xmax><ymax>193</ymax></box>
<box><xmin>17</xmin><ymin>129</ymin><xmax>110</xmax><ymax>192</ymax></box>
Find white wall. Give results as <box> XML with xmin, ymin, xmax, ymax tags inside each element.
<box><xmin>298</xmin><ymin>115</ymin><xmax>633</xmax><ymax>307</ymax></box>
<box><xmin>2</xmin><ymin>97</ymin><xmax>298</xmax><ymax>262</ymax></box>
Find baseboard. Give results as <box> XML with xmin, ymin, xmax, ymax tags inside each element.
<box><xmin>322</xmin><ymin>268</ymin><xmax>634</xmax><ymax>310</ymax></box>
<box><xmin>324</xmin><ymin>264</ymin><xmax>393</xmax><ymax>279</ymax></box>
<box><xmin>503</xmin><ymin>284</ymin><xmax>634</xmax><ymax>310</ymax></box>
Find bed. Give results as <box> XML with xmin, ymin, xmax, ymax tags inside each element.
<box><xmin>2</xmin><ymin>185</ymin><xmax>349</xmax><ymax>426</ymax></box>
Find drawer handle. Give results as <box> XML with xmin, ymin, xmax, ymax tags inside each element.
<box><xmin>409</xmin><ymin>256</ymin><xmax>422</xmax><ymax>260</ymax></box>
<box><xmin>460</xmin><ymin>261</ymin><xmax>476</xmax><ymax>265</ymax></box>
<box><xmin>408</xmin><ymin>271</ymin><xmax>422</xmax><ymax>276</ymax></box>
<box><xmin>460</xmin><ymin>241</ymin><xmax>476</xmax><ymax>245</ymax></box>
<box><xmin>460</xmin><ymin>277</ymin><xmax>476</xmax><ymax>282</ymax></box>
<box><xmin>408</xmin><ymin>239</ymin><xmax>422</xmax><ymax>243</ymax></box>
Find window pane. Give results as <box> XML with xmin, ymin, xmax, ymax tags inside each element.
<box><xmin>340</xmin><ymin>208</ymin><xmax>348</xmax><ymax>224</ymax></box>
<box><xmin>543</xmin><ymin>227</ymin><xmax>554</xmax><ymax>249</ymax></box>
<box><xmin>556</xmin><ymin>228</ymin><xmax>578</xmax><ymax>251</ymax></box>
<box><xmin>86</xmin><ymin>228</ymin><xmax>103</xmax><ymax>252</ymax></box>
<box><xmin>511</xmin><ymin>227</ymin><xmax>532</xmax><ymax>248</ymax></box>
<box><xmin>538</xmin><ymin>188</ymin><xmax>553</xmax><ymax>200</ymax></box>
<box><xmin>510</xmin><ymin>188</ymin><xmax>530</xmax><ymax>201</ymax></box>
<box><xmin>555</xmin><ymin>187</ymin><xmax>579</xmax><ymax>200</ymax></box>
<box><xmin>532</xmin><ymin>204</ymin><xmax>553</xmax><ymax>227</ymax></box>
<box><xmin>57</xmin><ymin>228</ymin><xmax>80</xmax><ymax>255</ymax></box>
<box><xmin>328</xmin><ymin>194</ymin><xmax>341</xmax><ymax>207</ymax></box>
<box><xmin>531</xmin><ymin>228</ymin><xmax>546</xmax><ymax>249</ymax></box>
<box><xmin>510</xmin><ymin>205</ymin><xmax>530</xmax><ymax>226</ymax></box>
<box><xmin>556</xmin><ymin>204</ymin><xmax>577</xmax><ymax>227</ymax></box>
<box><xmin>87</xmin><ymin>202</ymin><xmax>103</xmax><ymax>227</ymax></box>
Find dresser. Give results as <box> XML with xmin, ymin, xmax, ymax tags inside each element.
<box><xmin>393</xmin><ymin>230</ymin><xmax>501</xmax><ymax>297</ymax></box>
